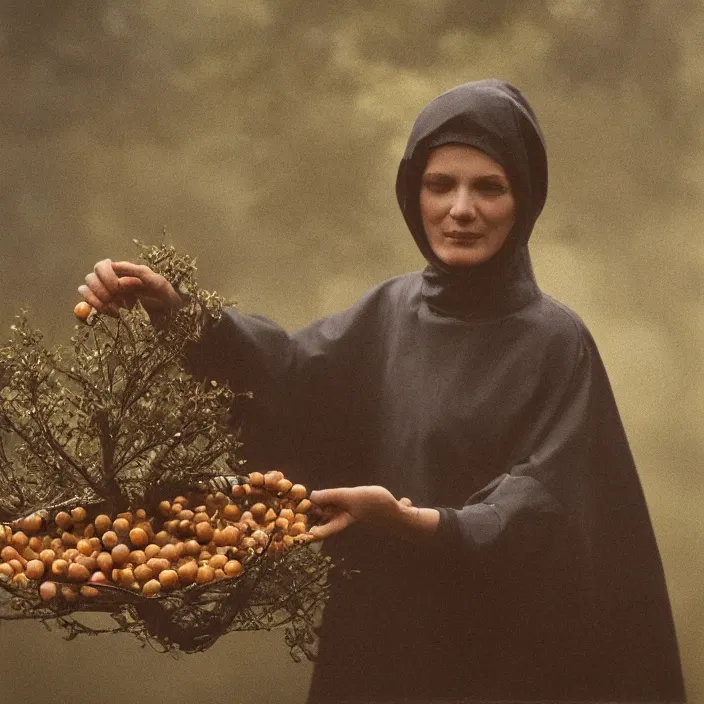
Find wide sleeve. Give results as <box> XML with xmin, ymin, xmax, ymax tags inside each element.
<box><xmin>183</xmin><ymin>308</ymin><xmax>299</xmax><ymax>469</ymax></box>
<box><xmin>434</xmin><ymin>325</ymin><xmax>685</xmax><ymax>702</ymax></box>
<box><xmin>433</xmin><ymin>328</ymin><xmax>590</xmax><ymax>566</ymax></box>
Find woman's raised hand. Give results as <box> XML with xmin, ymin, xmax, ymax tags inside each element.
<box><xmin>78</xmin><ymin>259</ymin><xmax>184</xmax><ymax>322</ymax></box>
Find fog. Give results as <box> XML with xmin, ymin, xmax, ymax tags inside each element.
<box><xmin>1</xmin><ymin>2</ymin><xmax>702</xmax><ymax>701</ymax></box>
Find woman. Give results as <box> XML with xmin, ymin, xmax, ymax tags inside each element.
<box><xmin>79</xmin><ymin>80</ymin><xmax>685</xmax><ymax>703</ymax></box>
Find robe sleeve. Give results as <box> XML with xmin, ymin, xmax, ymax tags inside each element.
<box><xmin>431</xmin><ymin>329</ymin><xmax>590</xmax><ymax>565</ymax></box>
<box><xmin>183</xmin><ymin>307</ymin><xmax>299</xmax><ymax>469</ymax></box>
<box><xmin>433</xmin><ymin>324</ymin><xmax>685</xmax><ymax>702</ymax></box>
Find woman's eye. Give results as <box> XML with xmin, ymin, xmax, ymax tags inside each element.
<box><xmin>423</xmin><ymin>179</ymin><xmax>451</xmax><ymax>192</ymax></box>
<box><xmin>478</xmin><ymin>182</ymin><xmax>508</xmax><ymax>195</ymax></box>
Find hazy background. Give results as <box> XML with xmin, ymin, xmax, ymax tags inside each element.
<box><xmin>1</xmin><ymin>1</ymin><xmax>702</xmax><ymax>702</ymax></box>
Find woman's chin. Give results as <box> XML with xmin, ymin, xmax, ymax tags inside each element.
<box><xmin>434</xmin><ymin>246</ymin><xmax>494</xmax><ymax>269</ymax></box>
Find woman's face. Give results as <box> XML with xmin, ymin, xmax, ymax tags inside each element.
<box><xmin>420</xmin><ymin>144</ymin><xmax>516</xmax><ymax>268</ymax></box>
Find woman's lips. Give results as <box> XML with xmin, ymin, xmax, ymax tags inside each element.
<box><xmin>444</xmin><ymin>231</ymin><xmax>483</xmax><ymax>240</ymax></box>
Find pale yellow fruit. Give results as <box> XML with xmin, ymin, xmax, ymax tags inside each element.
<box><xmin>208</xmin><ymin>554</ymin><xmax>227</xmax><ymax>570</ymax></box>
<box><xmin>248</xmin><ymin>472</ymin><xmax>265</xmax><ymax>486</ymax></box>
<box><xmin>222</xmin><ymin>504</ymin><xmax>241</xmax><ymax>522</ymax></box>
<box><xmin>54</xmin><ymin>512</ymin><xmax>72</xmax><ymax>530</ymax></box>
<box><xmin>11</xmin><ymin>531</ymin><xmax>29</xmax><ymax>550</ymax></box>
<box><xmin>159</xmin><ymin>544</ymin><xmax>179</xmax><ymax>563</ymax></box>
<box><xmin>177</xmin><ymin>561</ymin><xmax>198</xmax><ymax>585</ymax></box>
<box><xmin>250</xmin><ymin>503</ymin><xmax>267</xmax><ymax>521</ymax></box>
<box><xmin>39</xmin><ymin>548</ymin><xmax>56</xmax><ymax>567</ymax></box>
<box><xmin>196</xmin><ymin>565</ymin><xmax>215</xmax><ymax>584</ymax></box>
<box><xmin>75</xmin><ymin>555</ymin><xmax>97</xmax><ymax>573</ymax></box>
<box><xmin>153</xmin><ymin>531</ymin><xmax>170</xmax><ymax>547</ymax></box>
<box><xmin>289</xmin><ymin>522</ymin><xmax>306</xmax><ymax>536</ymax></box>
<box><xmin>129</xmin><ymin>549</ymin><xmax>147</xmax><ymax>565</ymax></box>
<box><xmin>144</xmin><ymin>543</ymin><xmax>161</xmax><ymax>560</ymax></box>
<box><xmin>2</xmin><ymin>545</ymin><xmax>26</xmax><ymax>566</ymax></box>
<box><xmin>101</xmin><ymin>530</ymin><xmax>119</xmax><ymax>549</ymax></box>
<box><xmin>61</xmin><ymin>585</ymin><xmax>79</xmax><ymax>601</ymax></box>
<box><xmin>39</xmin><ymin>581</ymin><xmax>57</xmax><ymax>601</ymax></box>
<box><xmin>71</xmin><ymin>507</ymin><xmax>88</xmax><ymax>523</ymax></box>
<box><xmin>51</xmin><ymin>559</ymin><xmax>69</xmax><ymax>577</ymax></box>
<box><xmin>276</xmin><ymin>478</ymin><xmax>293</xmax><ymax>495</ymax></box>
<box><xmin>158</xmin><ymin>569</ymin><xmax>179</xmax><ymax>589</ymax></box>
<box><xmin>61</xmin><ymin>533</ymin><xmax>78</xmax><ymax>548</ymax></box>
<box><xmin>296</xmin><ymin>499</ymin><xmax>312</xmax><ymax>514</ymax></box>
<box><xmin>20</xmin><ymin>546</ymin><xmax>39</xmax><ymax>562</ymax></box>
<box><xmin>134</xmin><ymin>564</ymin><xmax>153</xmax><ymax>584</ymax></box>
<box><xmin>142</xmin><ymin>579</ymin><xmax>161</xmax><ymax>597</ymax></box>
<box><xmin>279</xmin><ymin>508</ymin><xmax>294</xmax><ymax>523</ymax></box>
<box><xmin>183</xmin><ymin>539</ymin><xmax>201</xmax><ymax>557</ymax></box>
<box><xmin>111</xmin><ymin>544</ymin><xmax>130</xmax><ymax>566</ymax></box>
<box><xmin>223</xmin><ymin>560</ymin><xmax>243</xmax><ymax>578</ymax></box>
<box><xmin>93</xmin><ymin>513</ymin><xmax>112</xmax><ymax>535</ymax></box>
<box><xmin>119</xmin><ymin>568</ymin><xmax>136</xmax><ymax>587</ymax></box>
<box><xmin>77</xmin><ymin>539</ymin><xmax>93</xmax><ymax>556</ymax></box>
<box><xmin>289</xmin><ymin>484</ymin><xmax>307</xmax><ymax>501</ymax></box>
<box><xmin>146</xmin><ymin>557</ymin><xmax>170</xmax><ymax>575</ymax></box>
<box><xmin>96</xmin><ymin>552</ymin><xmax>113</xmax><ymax>573</ymax></box>
<box><xmin>68</xmin><ymin>562</ymin><xmax>91</xmax><ymax>582</ymax></box>
<box><xmin>112</xmin><ymin>518</ymin><xmax>130</xmax><ymax>537</ymax></box>
<box><xmin>195</xmin><ymin>522</ymin><xmax>214</xmax><ymax>544</ymax></box>
<box><xmin>12</xmin><ymin>573</ymin><xmax>29</xmax><ymax>589</ymax></box>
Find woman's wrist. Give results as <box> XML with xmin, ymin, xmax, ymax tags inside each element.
<box><xmin>393</xmin><ymin>503</ymin><xmax>440</xmax><ymax>542</ymax></box>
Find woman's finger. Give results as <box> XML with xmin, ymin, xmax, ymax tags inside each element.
<box><xmin>309</xmin><ymin>488</ymin><xmax>352</xmax><ymax>507</ymax></box>
<box><xmin>399</xmin><ymin>497</ymin><xmax>413</xmax><ymax>507</ymax></box>
<box><xmin>93</xmin><ymin>259</ymin><xmax>122</xmax><ymax>298</ymax></box>
<box><xmin>119</xmin><ymin>263</ymin><xmax>183</xmax><ymax>310</ymax></box>
<box><xmin>309</xmin><ymin>510</ymin><xmax>356</xmax><ymax>540</ymax></box>
<box><xmin>84</xmin><ymin>272</ymin><xmax>114</xmax><ymax>305</ymax></box>
<box><xmin>77</xmin><ymin>284</ymin><xmax>107</xmax><ymax>312</ymax></box>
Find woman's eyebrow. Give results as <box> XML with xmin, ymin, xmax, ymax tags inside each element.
<box><xmin>422</xmin><ymin>171</ymin><xmax>452</xmax><ymax>179</ymax></box>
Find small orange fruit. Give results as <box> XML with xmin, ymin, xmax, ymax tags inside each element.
<box><xmin>74</xmin><ymin>301</ymin><xmax>92</xmax><ymax>321</ymax></box>
<box><xmin>129</xmin><ymin>527</ymin><xmax>149</xmax><ymax>548</ymax></box>
<box><xmin>223</xmin><ymin>560</ymin><xmax>242</xmax><ymax>578</ymax></box>
<box><xmin>67</xmin><ymin>562</ymin><xmax>91</xmax><ymax>582</ymax></box>
<box><xmin>196</xmin><ymin>565</ymin><xmax>215</xmax><ymax>584</ymax></box>
<box><xmin>177</xmin><ymin>561</ymin><xmax>198</xmax><ymax>585</ymax></box>
<box><xmin>71</xmin><ymin>507</ymin><xmax>88</xmax><ymax>523</ymax></box>
<box><xmin>289</xmin><ymin>484</ymin><xmax>307</xmax><ymax>501</ymax></box>
<box><xmin>111</xmin><ymin>544</ymin><xmax>130</xmax><ymax>566</ymax></box>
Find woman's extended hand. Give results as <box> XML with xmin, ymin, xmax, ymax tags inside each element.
<box><xmin>78</xmin><ymin>259</ymin><xmax>183</xmax><ymax>323</ymax></box>
<box><xmin>309</xmin><ymin>486</ymin><xmax>439</xmax><ymax>542</ymax></box>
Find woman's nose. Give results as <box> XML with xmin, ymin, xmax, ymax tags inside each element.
<box><xmin>449</xmin><ymin>188</ymin><xmax>477</xmax><ymax>220</ymax></box>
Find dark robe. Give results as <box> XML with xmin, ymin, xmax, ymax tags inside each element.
<box><xmin>186</xmin><ymin>81</ymin><xmax>685</xmax><ymax>703</ymax></box>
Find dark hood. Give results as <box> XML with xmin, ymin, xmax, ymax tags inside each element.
<box><xmin>395</xmin><ymin>79</ymin><xmax>548</xmax><ymax>318</ymax></box>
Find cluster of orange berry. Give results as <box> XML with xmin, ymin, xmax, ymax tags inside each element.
<box><xmin>0</xmin><ymin>471</ymin><xmax>316</xmax><ymax>602</ymax></box>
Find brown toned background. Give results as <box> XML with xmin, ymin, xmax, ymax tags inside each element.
<box><xmin>0</xmin><ymin>2</ymin><xmax>702</xmax><ymax>702</ymax></box>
